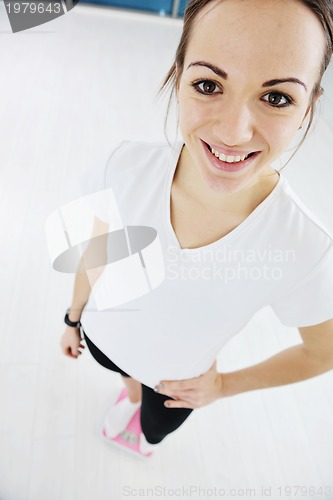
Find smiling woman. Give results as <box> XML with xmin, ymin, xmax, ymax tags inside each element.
<box><xmin>158</xmin><ymin>0</ymin><xmax>332</xmax><ymax>198</ymax></box>
<box><xmin>62</xmin><ymin>0</ymin><xmax>333</xmax><ymax>459</ymax></box>
<box><xmin>160</xmin><ymin>1</ymin><xmax>333</xmax><ymax>145</ymax></box>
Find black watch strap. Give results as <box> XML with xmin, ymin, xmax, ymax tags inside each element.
<box><xmin>64</xmin><ymin>308</ymin><xmax>81</xmax><ymax>328</ymax></box>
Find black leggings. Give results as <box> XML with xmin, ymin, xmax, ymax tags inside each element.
<box><xmin>80</xmin><ymin>328</ymin><xmax>193</xmax><ymax>444</ymax></box>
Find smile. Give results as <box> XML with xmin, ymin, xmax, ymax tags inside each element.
<box><xmin>201</xmin><ymin>140</ymin><xmax>261</xmax><ymax>173</ymax></box>
<box><xmin>209</xmin><ymin>146</ymin><xmax>253</xmax><ymax>163</ymax></box>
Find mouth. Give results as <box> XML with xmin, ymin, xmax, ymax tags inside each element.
<box><xmin>202</xmin><ymin>140</ymin><xmax>261</xmax><ymax>173</ymax></box>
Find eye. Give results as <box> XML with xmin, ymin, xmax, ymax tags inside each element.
<box><xmin>190</xmin><ymin>81</ymin><xmax>294</xmax><ymax>107</ymax></box>
<box><xmin>190</xmin><ymin>79</ymin><xmax>222</xmax><ymax>96</ymax></box>
<box><xmin>262</xmin><ymin>92</ymin><xmax>294</xmax><ymax>108</ymax></box>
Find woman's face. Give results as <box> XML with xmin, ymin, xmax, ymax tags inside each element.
<box><xmin>176</xmin><ymin>0</ymin><xmax>326</xmax><ymax>194</ymax></box>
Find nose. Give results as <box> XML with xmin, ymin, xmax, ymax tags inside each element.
<box><xmin>212</xmin><ymin>99</ymin><xmax>254</xmax><ymax>146</ymax></box>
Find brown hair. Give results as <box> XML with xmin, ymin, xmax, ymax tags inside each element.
<box><xmin>157</xmin><ymin>0</ymin><xmax>333</xmax><ymax>169</ymax></box>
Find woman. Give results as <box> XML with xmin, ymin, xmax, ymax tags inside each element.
<box><xmin>60</xmin><ymin>0</ymin><xmax>333</xmax><ymax>458</ymax></box>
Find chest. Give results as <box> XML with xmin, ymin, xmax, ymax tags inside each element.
<box><xmin>170</xmin><ymin>186</ymin><xmax>243</xmax><ymax>249</ymax></box>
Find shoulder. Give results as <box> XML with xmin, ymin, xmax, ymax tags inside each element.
<box><xmin>106</xmin><ymin>139</ymin><xmax>179</xmax><ymax>164</ymax></box>
<box><xmin>104</xmin><ymin>139</ymin><xmax>182</xmax><ymax>186</ymax></box>
<box><xmin>275</xmin><ymin>174</ymin><xmax>333</xmax><ymax>244</ymax></box>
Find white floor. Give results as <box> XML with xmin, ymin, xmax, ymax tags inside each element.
<box><xmin>0</xmin><ymin>4</ymin><xmax>333</xmax><ymax>500</ymax></box>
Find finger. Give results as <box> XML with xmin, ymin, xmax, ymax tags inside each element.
<box><xmin>161</xmin><ymin>379</ymin><xmax>193</xmax><ymax>388</ymax></box>
<box><xmin>69</xmin><ymin>347</ymin><xmax>79</xmax><ymax>357</ymax></box>
<box><xmin>164</xmin><ymin>399</ymin><xmax>193</xmax><ymax>409</ymax></box>
<box><xmin>168</xmin><ymin>391</ymin><xmax>194</xmax><ymax>402</ymax></box>
<box><xmin>155</xmin><ymin>384</ymin><xmax>195</xmax><ymax>399</ymax></box>
<box><xmin>63</xmin><ymin>345</ymin><xmax>77</xmax><ymax>358</ymax></box>
<box><xmin>155</xmin><ymin>381</ymin><xmax>195</xmax><ymax>393</ymax></box>
<box><xmin>66</xmin><ymin>352</ymin><xmax>77</xmax><ymax>358</ymax></box>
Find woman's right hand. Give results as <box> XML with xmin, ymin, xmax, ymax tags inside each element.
<box><xmin>60</xmin><ymin>326</ymin><xmax>86</xmax><ymax>359</ymax></box>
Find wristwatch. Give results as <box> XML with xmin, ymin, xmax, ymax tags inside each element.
<box><xmin>64</xmin><ymin>308</ymin><xmax>81</xmax><ymax>328</ymax></box>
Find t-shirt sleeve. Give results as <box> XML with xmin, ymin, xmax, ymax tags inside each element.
<box><xmin>269</xmin><ymin>244</ymin><xmax>333</xmax><ymax>327</ymax></box>
<box><xmin>79</xmin><ymin>141</ymin><xmax>126</xmax><ymax>225</ymax></box>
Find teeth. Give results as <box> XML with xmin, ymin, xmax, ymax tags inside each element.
<box><xmin>211</xmin><ymin>147</ymin><xmax>249</xmax><ymax>163</ymax></box>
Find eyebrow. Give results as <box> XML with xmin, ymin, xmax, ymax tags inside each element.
<box><xmin>187</xmin><ymin>61</ymin><xmax>308</xmax><ymax>91</ymax></box>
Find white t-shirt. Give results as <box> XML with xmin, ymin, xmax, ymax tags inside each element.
<box><xmin>79</xmin><ymin>140</ymin><xmax>333</xmax><ymax>389</ymax></box>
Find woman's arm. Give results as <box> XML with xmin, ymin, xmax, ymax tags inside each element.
<box><xmin>155</xmin><ymin>318</ymin><xmax>333</xmax><ymax>408</ymax></box>
<box><xmin>222</xmin><ymin>318</ymin><xmax>333</xmax><ymax>397</ymax></box>
<box><xmin>68</xmin><ymin>216</ymin><xmax>109</xmax><ymax>322</ymax></box>
<box><xmin>67</xmin><ymin>265</ymin><xmax>92</xmax><ymax>322</ymax></box>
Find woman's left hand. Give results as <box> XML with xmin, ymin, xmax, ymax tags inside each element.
<box><xmin>154</xmin><ymin>360</ymin><xmax>223</xmax><ymax>409</ymax></box>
